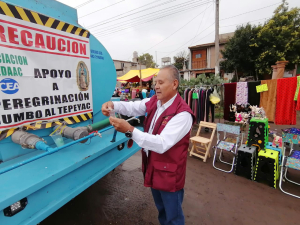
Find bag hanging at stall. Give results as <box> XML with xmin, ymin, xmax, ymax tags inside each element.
<box><xmin>209</xmin><ymin>88</ymin><xmax>220</xmax><ymax>104</ymax></box>
<box><xmin>192</xmin><ymin>92</ymin><xmax>198</xmax><ymax>99</ymax></box>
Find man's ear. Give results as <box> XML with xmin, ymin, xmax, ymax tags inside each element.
<box><xmin>174</xmin><ymin>79</ymin><xmax>179</xmax><ymax>90</ymax></box>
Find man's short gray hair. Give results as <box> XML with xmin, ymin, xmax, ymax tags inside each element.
<box><xmin>161</xmin><ymin>65</ymin><xmax>180</xmax><ymax>84</ymax></box>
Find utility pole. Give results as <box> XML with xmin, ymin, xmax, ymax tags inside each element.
<box><xmin>215</xmin><ymin>0</ymin><xmax>219</xmax><ymax>76</ymax></box>
<box><xmin>155</xmin><ymin>51</ymin><xmax>157</xmax><ymax>68</ymax></box>
<box><xmin>137</xmin><ymin>57</ymin><xmax>142</xmax><ymax>89</ymax></box>
<box><xmin>139</xmin><ymin>62</ymin><xmax>142</xmax><ymax>89</ymax></box>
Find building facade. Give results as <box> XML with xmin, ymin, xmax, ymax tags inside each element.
<box><xmin>182</xmin><ymin>32</ymin><xmax>234</xmax><ymax>81</ymax></box>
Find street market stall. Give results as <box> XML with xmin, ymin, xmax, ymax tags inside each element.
<box><xmin>117</xmin><ymin>68</ymin><xmax>159</xmax><ymax>99</ymax></box>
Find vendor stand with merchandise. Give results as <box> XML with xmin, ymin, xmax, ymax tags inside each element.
<box><xmin>188</xmin><ymin>75</ymin><xmax>300</xmax><ymax>199</ymax></box>
<box><xmin>116</xmin><ymin>68</ymin><xmax>159</xmax><ymax>100</ymax></box>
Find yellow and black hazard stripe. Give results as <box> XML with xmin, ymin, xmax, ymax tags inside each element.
<box><xmin>0</xmin><ymin>1</ymin><xmax>93</xmax><ymax>141</ymax></box>
<box><xmin>0</xmin><ymin>1</ymin><xmax>90</xmax><ymax>38</ymax></box>
<box><xmin>0</xmin><ymin>112</ymin><xmax>93</xmax><ymax>141</ymax></box>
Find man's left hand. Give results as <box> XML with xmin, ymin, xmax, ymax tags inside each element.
<box><xmin>109</xmin><ymin>117</ymin><xmax>134</xmax><ymax>133</ymax></box>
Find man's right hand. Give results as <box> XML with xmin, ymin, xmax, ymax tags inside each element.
<box><xmin>101</xmin><ymin>101</ymin><xmax>114</xmax><ymax>117</ymax></box>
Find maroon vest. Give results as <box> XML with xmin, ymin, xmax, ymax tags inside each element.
<box><xmin>142</xmin><ymin>93</ymin><xmax>195</xmax><ymax>192</ymax></box>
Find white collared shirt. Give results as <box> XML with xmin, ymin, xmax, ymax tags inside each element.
<box><xmin>113</xmin><ymin>94</ymin><xmax>193</xmax><ymax>155</ymax></box>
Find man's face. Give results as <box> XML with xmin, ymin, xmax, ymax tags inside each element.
<box><xmin>154</xmin><ymin>69</ymin><xmax>178</xmax><ymax>102</ymax></box>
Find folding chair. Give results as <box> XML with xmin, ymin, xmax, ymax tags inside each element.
<box><xmin>279</xmin><ymin>130</ymin><xmax>300</xmax><ymax>198</ymax></box>
<box><xmin>189</xmin><ymin>122</ymin><xmax>217</xmax><ymax>162</ymax></box>
<box><xmin>279</xmin><ymin>150</ymin><xmax>300</xmax><ymax>199</ymax></box>
<box><xmin>213</xmin><ymin>123</ymin><xmax>240</xmax><ymax>173</ymax></box>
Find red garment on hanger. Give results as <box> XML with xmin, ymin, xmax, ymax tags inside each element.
<box><xmin>275</xmin><ymin>77</ymin><xmax>297</xmax><ymax>125</ymax></box>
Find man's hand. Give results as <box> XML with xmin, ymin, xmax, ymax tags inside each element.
<box><xmin>101</xmin><ymin>101</ymin><xmax>114</xmax><ymax>116</ymax></box>
<box><xmin>109</xmin><ymin>117</ymin><xmax>134</xmax><ymax>133</ymax></box>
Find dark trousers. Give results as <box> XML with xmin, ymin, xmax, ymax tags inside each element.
<box><xmin>206</xmin><ymin>89</ymin><xmax>215</xmax><ymax>122</ymax></box>
<box><xmin>151</xmin><ymin>188</ymin><xmax>184</xmax><ymax>225</ymax></box>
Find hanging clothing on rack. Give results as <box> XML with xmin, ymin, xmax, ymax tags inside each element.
<box><xmin>181</xmin><ymin>86</ymin><xmax>217</xmax><ymax>123</ymax></box>
<box><xmin>236</xmin><ymin>82</ymin><xmax>248</xmax><ymax>105</ymax></box>
<box><xmin>185</xmin><ymin>88</ymin><xmax>190</xmax><ymax>104</ymax></box>
<box><xmin>275</xmin><ymin>77</ymin><xmax>297</xmax><ymax>125</ymax></box>
<box><xmin>224</xmin><ymin>83</ymin><xmax>237</xmax><ymax>121</ymax></box>
<box><xmin>197</xmin><ymin>88</ymin><xmax>203</xmax><ymax>124</ymax></box>
<box><xmin>200</xmin><ymin>89</ymin><xmax>206</xmax><ymax>121</ymax></box>
<box><xmin>193</xmin><ymin>90</ymin><xmax>198</xmax><ymax>118</ymax></box>
<box><xmin>206</xmin><ymin>88</ymin><xmax>215</xmax><ymax>123</ymax></box>
<box><xmin>203</xmin><ymin>89</ymin><xmax>209</xmax><ymax>122</ymax></box>
<box><xmin>188</xmin><ymin>88</ymin><xmax>193</xmax><ymax>109</ymax></box>
<box><xmin>248</xmin><ymin>81</ymin><xmax>261</xmax><ymax>106</ymax></box>
<box><xmin>260</xmin><ymin>79</ymin><xmax>277</xmax><ymax>122</ymax></box>
<box><xmin>183</xmin><ymin>88</ymin><xmax>187</xmax><ymax>102</ymax></box>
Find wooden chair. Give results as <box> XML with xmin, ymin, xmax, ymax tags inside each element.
<box><xmin>189</xmin><ymin>121</ymin><xmax>217</xmax><ymax>162</ymax></box>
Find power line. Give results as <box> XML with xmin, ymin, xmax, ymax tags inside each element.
<box><xmin>164</xmin><ymin>25</ymin><xmax>215</xmax><ymax>58</ymax></box>
<box><xmin>96</xmin><ymin>2</ymin><xmax>211</xmax><ymax>41</ymax></box>
<box><xmin>75</xmin><ymin>0</ymin><xmax>96</xmax><ymax>9</ymax></box>
<box><xmin>96</xmin><ymin>1</ymin><xmax>279</xmax><ymax>39</ymax></box>
<box><xmin>94</xmin><ymin>0</ymin><xmax>210</xmax><ymax>35</ymax></box>
<box><xmin>110</xmin><ymin>1</ymin><xmax>281</xmax><ymax>61</ymax></box>
<box><xmin>94</xmin><ymin>1</ymin><xmax>211</xmax><ymax>37</ymax></box>
<box><xmin>90</xmin><ymin>0</ymin><xmax>204</xmax><ymax>31</ymax></box>
<box><xmin>220</xmin><ymin>17</ymin><xmax>269</xmax><ymax>28</ymax></box>
<box><xmin>88</xmin><ymin>0</ymin><xmax>172</xmax><ymax>29</ymax></box>
<box><xmin>220</xmin><ymin>2</ymin><xmax>281</xmax><ymax>21</ymax></box>
<box><xmin>189</xmin><ymin>3</ymin><xmax>213</xmax><ymax>46</ymax></box>
<box><xmin>143</xmin><ymin>3</ymin><xmax>212</xmax><ymax>52</ymax></box>
<box><xmin>79</xmin><ymin>0</ymin><xmax>125</xmax><ymax>18</ymax></box>
<box><xmin>118</xmin><ymin>2</ymin><xmax>211</xmax><ymax>62</ymax></box>
<box><xmin>160</xmin><ymin>2</ymin><xmax>282</xmax><ymax>57</ymax></box>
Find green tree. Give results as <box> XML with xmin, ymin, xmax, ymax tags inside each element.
<box><xmin>253</xmin><ymin>0</ymin><xmax>300</xmax><ymax>75</ymax></box>
<box><xmin>173</xmin><ymin>51</ymin><xmax>189</xmax><ymax>70</ymax></box>
<box><xmin>138</xmin><ymin>53</ymin><xmax>156</xmax><ymax>68</ymax></box>
<box><xmin>220</xmin><ymin>23</ymin><xmax>262</xmax><ymax>79</ymax></box>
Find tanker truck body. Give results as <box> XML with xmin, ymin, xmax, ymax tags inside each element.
<box><xmin>0</xmin><ymin>1</ymin><xmax>142</xmax><ymax>224</ymax></box>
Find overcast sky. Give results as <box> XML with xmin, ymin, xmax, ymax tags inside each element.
<box><xmin>57</xmin><ymin>0</ymin><xmax>299</xmax><ymax>65</ymax></box>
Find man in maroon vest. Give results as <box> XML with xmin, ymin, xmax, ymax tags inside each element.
<box><xmin>102</xmin><ymin>65</ymin><xmax>195</xmax><ymax>225</ymax></box>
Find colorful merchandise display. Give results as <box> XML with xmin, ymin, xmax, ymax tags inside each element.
<box><xmin>282</xmin><ymin>128</ymin><xmax>300</xmax><ymax>145</ymax></box>
<box><xmin>254</xmin><ymin>149</ymin><xmax>279</xmax><ymax>188</ymax></box>
<box><xmin>285</xmin><ymin>151</ymin><xmax>300</xmax><ymax>170</ymax></box>
<box><xmin>235</xmin><ymin>144</ymin><xmax>257</xmax><ymax>180</ymax></box>
<box><xmin>247</xmin><ymin>118</ymin><xmax>269</xmax><ymax>152</ymax></box>
<box><xmin>266</xmin><ymin>142</ymin><xmax>283</xmax><ymax>165</ymax></box>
